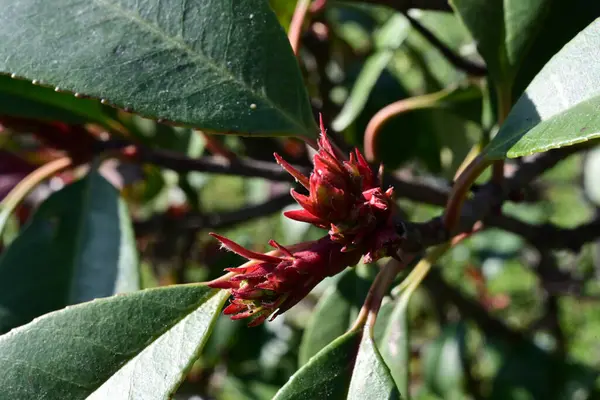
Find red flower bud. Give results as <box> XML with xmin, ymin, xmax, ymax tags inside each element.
<box><xmin>275</xmin><ymin>116</ymin><xmax>401</xmax><ymax>262</ymax></box>
<box><xmin>208</xmin><ymin>233</ymin><xmax>361</xmax><ymax>326</ymax></box>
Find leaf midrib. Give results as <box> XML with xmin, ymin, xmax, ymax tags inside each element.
<box><xmin>91</xmin><ymin>0</ymin><xmax>311</xmax><ymax>135</ymax></box>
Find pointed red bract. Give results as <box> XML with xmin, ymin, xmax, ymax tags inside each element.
<box><xmin>208</xmin><ymin>235</ymin><xmax>362</xmax><ymax>326</ymax></box>
<box><xmin>209</xmin><ymin>115</ymin><xmax>405</xmax><ymax>328</ymax></box>
<box><xmin>274</xmin><ymin>121</ymin><xmax>402</xmax><ymax>262</ymax></box>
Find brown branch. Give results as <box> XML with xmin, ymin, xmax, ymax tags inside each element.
<box><xmin>102</xmin><ymin>138</ymin><xmax>600</xmax><ymax>253</ymax></box>
<box><xmin>135</xmin><ymin>192</ymin><xmax>295</xmax><ymax>235</ymax></box>
<box><xmin>402</xmin><ymin>11</ymin><xmax>487</xmax><ymax>76</ymax></box>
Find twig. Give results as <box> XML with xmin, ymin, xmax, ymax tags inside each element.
<box><xmin>423</xmin><ymin>269</ymin><xmax>527</xmax><ymax>344</ymax></box>
<box><xmin>402</xmin><ymin>11</ymin><xmax>487</xmax><ymax>76</ymax></box>
<box><xmin>364</xmin><ymin>88</ymin><xmax>458</xmax><ymax>162</ymax></box>
<box><xmin>135</xmin><ymin>193</ymin><xmax>295</xmax><ymax>235</ymax></box>
<box><xmin>289</xmin><ymin>0</ymin><xmax>311</xmax><ymax>55</ymax></box>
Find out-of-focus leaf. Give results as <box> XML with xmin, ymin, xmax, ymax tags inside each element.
<box><xmin>0</xmin><ymin>285</ymin><xmax>228</xmax><ymax>400</ymax></box>
<box><xmin>275</xmin><ymin>326</ymin><xmax>401</xmax><ymax>400</ymax></box>
<box><xmin>0</xmin><ymin>150</ymin><xmax>35</xmax><ymax>201</ymax></box>
<box><xmin>395</xmin><ymin>10</ymin><xmax>479</xmax><ymax>92</ymax></box>
<box><xmin>488</xmin><ymin>340</ymin><xmax>598</xmax><ymax>400</ymax></box>
<box><xmin>269</xmin><ymin>0</ymin><xmax>296</xmax><ymax>31</ymax></box>
<box><xmin>450</xmin><ymin>0</ymin><xmax>548</xmax><ymax>88</ymax></box>
<box><xmin>332</xmin><ymin>14</ymin><xmax>410</xmax><ymax>131</ymax></box>
<box><xmin>299</xmin><ymin>267</ymin><xmax>372</xmax><ymax>365</ymax></box>
<box><xmin>422</xmin><ymin>323</ymin><xmax>467</xmax><ymax>398</ymax></box>
<box><xmin>0</xmin><ymin>0</ymin><xmax>316</xmax><ymax>137</ymax></box>
<box><xmin>484</xmin><ymin>19</ymin><xmax>600</xmax><ymax>159</ymax></box>
<box><xmin>368</xmin><ymin>85</ymin><xmax>482</xmax><ymax>171</ymax></box>
<box><xmin>584</xmin><ymin>146</ymin><xmax>600</xmax><ymax>206</ymax></box>
<box><xmin>0</xmin><ymin>75</ymin><xmax>115</xmax><ymax>127</ymax></box>
<box><xmin>221</xmin><ymin>376</ymin><xmax>280</xmax><ymax>400</ymax></box>
<box><xmin>0</xmin><ymin>168</ymin><xmax>139</xmax><ymax>333</ymax></box>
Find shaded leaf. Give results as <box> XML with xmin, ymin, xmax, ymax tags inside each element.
<box><xmin>0</xmin><ymin>169</ymin><xmax>139</xmax><ymax>333</ymax></box>
<box><xmin>0</xmin><ymin>285</ymin><xmax>228</xmax><ymax>400</ymax></box>
<box><xmin>0</xmin><ymin>75</ymin><xmax>115</xmax><ymax>127</ymax></box>
<box><xmin>0</xmin><ymin>0</ymin><xmax>316</xmax><ymax>137</ymax></box>
<box><xmin>488</xmin><ymin>339</ymin><xmax>598</xmax><ymax>400</ymax></box>
<box><xmin>512</xmin><ymin>0</ymin><xmax>600</xmax><ymax>100</ymax></box>
<box><xmin>450</xmin><ymin>0</ymin><xmax>549</xmax><ymax>87</ymax></box>
<box><xmin>269</xmin><ymin>0</ymin><xmax>297</xmax><ymax>31</ymax></box>
<box><xmin>332</xmin><ymin>14</ymin><xmax>411</xmax><ymax>131</ymax></box>
<box><xmin>299</xmin><ymin>267</ymin><xmax>372</xmax><ymax>365</ymax></box>
<box><xmin>485</xmin><ymin>19</ymin><xmax>600</xmax><ymax>159</ymax></box>
<box><xmin>422</xmin><ymin>323</ymin><xmax>467</xmax><ymax>397</ymax></box>
<box><xmin>275</xmin><ymin>327</ymin><xmax>401</xmax><ymax>400</ymax></box>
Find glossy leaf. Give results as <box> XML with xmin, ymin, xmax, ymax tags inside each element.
<box><xmin>299</xmin><ymin>268</ymin><xmax>372</xmax><ymax>365</ymax></box>
<box><xmin>0</xmin><ymin>169</ymin><xmax>139</xmax><ymax>333</ymax></box>
<box><xmin>0</xmin><ymin>75</ymin><xmax>114</xmax><ymax>127</ymax></box>
<box><xmin>275</xmin><ymin>327</ymin><xmax>401</xmax><ymax>400</ymax></box>
<box><xmin>485</xmin><ymin>19</ymin><xmax>600</xmax><ymax>159</ymax></box>
<box><xmin>348</xmin><ymin>328</ymin><xmax>401</xmax><ymax>400</ymax></box>
<box><xmin>0</xmin><ymin>0</ymin><xmax>316</xmax><ymax>137</ymax></box>
<box><xmin>512</xmin><ymin>0</ymin><xmax>600</xmax><ymax>100</ymax></box>
<box><xmin>0</xmin><ymin>285</ymin><xmax>229</xmax><ymax>399</ymax></box>
<box><xmin>450</xmin><ymin>0</ymin><xmax>549</xmax><ymax>87</ymax></box>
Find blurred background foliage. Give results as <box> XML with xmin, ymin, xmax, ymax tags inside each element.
<box><xmin>1</xmin><ymin>1</ymin><xmax>599</xmax><ymax>399</ymax></box>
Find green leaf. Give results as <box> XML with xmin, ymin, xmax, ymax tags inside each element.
<box><xmin>380</xmin><ymin>291</ymin><xmax>411</xmax><ymax>398</ymax></box>
<box><xmin>332</xmin><ymin>14</ymin><xmax>411</xmax><ymax>132</ymax></box>
<box><xmin>0</xmin><ymin>285</ymin><xmax>228</xmax><ymax>399</ymax></box>
<box><xmin>0</xmin><ymin>0</ymin><xmax>316</xmax><ymax>137</ymax></box>
<box><xmin>299</xmin><ymin>267</ymin><xmax>372</xmax><ymax>365</ymax></box>
<box><xmin>487</xmin><ymin>339</ymin><xmax>598</xmax><ymax>400</ymax></box>
<box><xmin>484</xmin><ymin>19</ymin><xmax>600</xmax><ymax>159</ymax></box>
<box><xmin>511</xmin><ymin>0</ymin><xmax>600</xmax><ymax>100</ymax></box>
<box><xmin>422</xmin><ymin>323</ymin><xmax>467</xmax><ymax>398</ymax></box>
<box><xmin>348</xmin><ymin>328</ymin><xmax>401</xmax><ymax>400</ymax></box>
<box><xmin>275</xmin><ymin>327</ymin><xmax>401</xmax><ymax>400</ymax></box>
<box><xmin>0</xmin><ymin>75</ymin><xmax>115</xmax><ymax>127</ymax></box>
<box><xmin>450</xmin><ymin>0</ymin><xmax>549</xmax><ymax>87</ymax></box>
<box><xmin>0</xmin><ymin>168</ymin><xmax>139</xmax><ymax>333</ymax></box>
<box><xmin>269</xmin><ymin>0</ymin><xmax>297</xmax><ymax>31</ymax></box>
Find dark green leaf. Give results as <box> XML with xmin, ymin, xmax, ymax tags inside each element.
<box><xmin>380</xmin><ymin>293</ymin><xmax>411</xmax><ymax>398</ymax></box>
<box><xmin>275</xmin><ymin>327</ymin><xmax>401</xmax><ymax>400</ymax></box>
<box><xmin>0</xmin><ymin>285</ymin><xmax>228</xmax><ymax>399</ymax></box>
<box><xmin>0</xmin><ymin>169</ymin><xmax>139</xmax><ymax>333</ymax></box>
<box><xmin>299</xmin><ymin>267</ymin><xmax>372</xmax><ymax>365</ymax></box>
<box><xmin>484</xmin><ymin>19</ymin><xmax>600</xmax><ymax>159</ymax></box>
<box><xmin>0</xmin><ymin>0</ymin><xmax>316</xmax><ymax>137</ymax></box>
<box><xmin>0</xmin><ymin>75</ymin><xmax>114</xmax><ymax>127</ymax></box>
<box><xmin>488</xmin><ymin>340</ymin><xmax>598</xmax><ymax>400</ymax></box>
<box><xmin>450</xmin><ymin>0</ymin><xmax>549</xmax><ymax>87</ymax></box>
<box><xmin>422</xmin><ymin>323</ymin><xmax>467</xmax><ymax>397</ymax></box>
